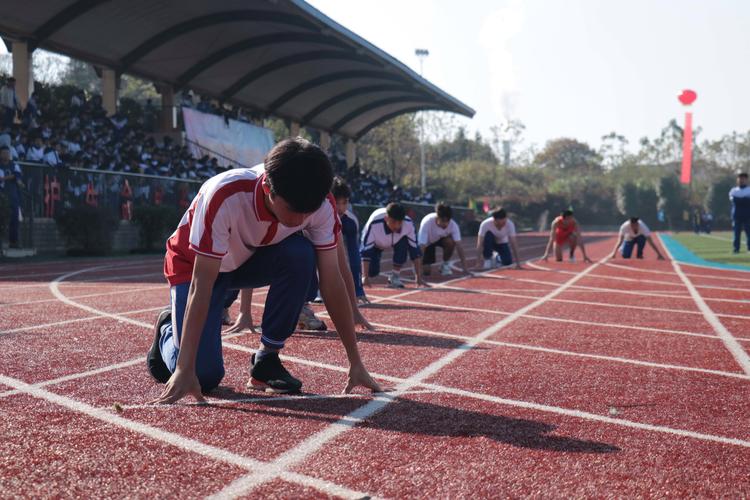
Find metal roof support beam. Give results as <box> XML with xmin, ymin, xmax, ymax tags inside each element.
<box><xmin>267</xmin><ymin>72</ymin><xmax>406</xmax><ymax>114</ymax></box>
<box><xmin>118</xmin><ymin>10</ymin><xmax>319</xmax><ymax>70</ymax></box>
<box><xmin>331</xmin><ymin>96</ymin><xmax>438</xmax><ymax>132</ymax></box>
<box><xmin>221</xmin><ymin>50</ymin><xmax>374</xmax><ymax>101</ymax></box>
<box><xmin>301</xmin><ymin>84</ymin><xmax>421</xmax><ymax>124</ymax></box>
<box><xmin>175</xmin><ymin>33</ymin><xmax>348</xmax><ymax>88</ymax></box>
<box><xmin>31</xmin><ymin>0</ymin><xmax>110</xmax><ymax>50</ymax></box>
<box><xmin>354</xmin><ymin>106</ymin><xmax>443</xmax><ymax>140</ymax></box>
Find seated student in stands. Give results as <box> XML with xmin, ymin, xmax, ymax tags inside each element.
<box><xmin>477</xmin><ymin>208</ymin><xmax>523</xmax><ymax>270</ymax></box>
<box><xmin>148</xmin><ymin>138</ymin><xmax>381</xmax><ymax>403</ymax></box>
<box><xmin>360</xmin><ymin>202</ymin><xmax>428</xmax><ymax>289</ymax></box>
<box><xmin>542</xmin><ymin>209</ymin><xmax>592</xmax><ymax>263</ymax></box>
<box><xmin>418</xmin><ymin>202</ymin><xmax>472</xmax><ymax>276</ymax></box>
<box><xmin>610</xmin><ymin>217</ymin><xmax>665</xmax><ymax>260</ymax></box>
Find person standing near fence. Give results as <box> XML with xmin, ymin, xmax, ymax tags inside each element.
<box><xmin>729</xmin><ymin>172</ymin><xmax>750</xmax><ymax>253</ymax></box>
<box><xmin>0</xmin><ymin>146</ymin><xmax>23</xmax><ymax>248</ymax></box>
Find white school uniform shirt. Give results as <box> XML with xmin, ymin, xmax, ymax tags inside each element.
<box><xmin>478</xmin><ymin>217</ymin><xmax>516</xmax><ymax>243</ymax></box>
<box><xmin>618</xmin><ymin>220</ymin><xmax>651</xmax><ymax>242</ymax></box>
<box><xmin>361</xmin><ymin>207</ymin><xmax>418</xmax><ymax>252</ymax></box>
<box><xmin>418</xmin><ymin>212</ymin><xmax>461</xmax><ymax>246</ymax></box>
<box><xmin>164</xmin><ymin>164</ymin><xmax>340</xmax><ymax>286</ymax></box>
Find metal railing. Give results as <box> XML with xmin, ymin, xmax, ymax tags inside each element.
<box><xmin>11</xmin><ymin>160</ymin><xmax>479</xmax><ymax>249</ymax></box>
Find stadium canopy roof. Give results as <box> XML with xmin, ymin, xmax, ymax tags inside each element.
<box><xmin>0</xmin><ymin>0</ymin><xmax>474</xmax><ymax>140</ymax></box>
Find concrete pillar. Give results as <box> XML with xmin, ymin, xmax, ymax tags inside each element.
<box><xmin>101</xmin><ymin>68</ymin><xmax>118</xmax><ymax>116</ymax></box>
<box><xmin>346</xmin><ymin>139</ymin><xmax>356</xmax><ymax>167</ymax></box>
<box><xmin>289</xmin><ymin>120</ymin><xmax>300</xmax><ymax>137</ymax></box>
<box><xmin>319</xmin><ymin>131</ymin><xmax>331</xmax><ymax>152</ymax></box>
<box><xmin>11</xmin><ymin>40</ymin><xmax>33</xmax><ymax>108</ymax></box>
<box><xmin>158</xmin><ymin>85</ymin><xmax>176</xmax><ymax>131</ymax></box>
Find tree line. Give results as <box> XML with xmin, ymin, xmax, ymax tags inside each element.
<box><xmin>356</xmin><ymin>113</ymin><xmax>745</xmax><ymax>230</ymax></box>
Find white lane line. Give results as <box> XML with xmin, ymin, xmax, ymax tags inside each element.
<box><xmin>438</xmin><ymin>283</ymin><xmax>750</xmax><ymax>320</ymax></box>
<box><xmin>659</xmin><ymin>234</ymin><xmax>750</xmax><ymax>375</ymax></box>
<box><xmin>531</xmin><ymin>261</ymin><xmax>750</xmax><ymax>292</ymax></box>
<box><xmin>0</xmin><ymin>358</ymin><xmax>144</xmax><ymax>399</ymax></box>
<box><xmin>119</xmin><ymin>389</ymin><xmax>439</xmax><ymax>411</ymax></box>
<box><xmin>0</xmin><ymin>264</ymin><xmax>163</xmax><ymax>290</ymax></box>
<box><xmin>208</xmin><ymin>260</ymin><xmax>605</xmax><ymax>498</ymax></box>
<box><xmin>0</xmin><ymin>259</ymin><xmax>162</xmax><ymax>281</ymax></box>
<box><xmin>0</xmin><ymin>306</ymin><xmax>164</xmax><ymax>335</ymax></box>
<box><xmin>681</xmin><ymin>261</ymin><xmax>750</xmax><ymax>274</ymax></box>
<box><xmin>1</xmin><ymin>284</ymin><xmax>164</xmax><ymax>308</ymax></box>
<box><xmin>364</xmin><ymin>293</ymin><xmax>744</xmax><ymax>342</ymax></box>
<box><xmin>0</xmin><ymin>373</ymin><xmax>373</xmax><ymax>500</ymax></box>
<box><xmin>604</xmin><ymin>261</ymin><xmax>750</xmax><ymax>283</ymax></box>
<box><xmin>360</xmin><ymin>322</ymin><xmax>749</xmax><ymax>381</ymax></box>
<box><xmin>3</xmin><ymin>289</ymin><xmax>270</xmax><ymax>336</ymax></box>
<box><xmin>220</xmin><ymin>344</ymin><xmax>750</xmax><ymax>452</ymax></box>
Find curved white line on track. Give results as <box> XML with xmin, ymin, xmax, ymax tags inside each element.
<box><xmin>0</xmin><ymin>373</ymin><xmax>374</xmax><ymax>500</ymax></box>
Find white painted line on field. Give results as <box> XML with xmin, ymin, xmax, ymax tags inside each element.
<box><xmin>0</xmin><ymin>284</ymin><xmax>164</xmax><ymax>308</ymax></box>
<box><xmin>0</xmin><ymin>358</ymin><xmax>143</xmax><ymax>399</ymax></box>
<box><xmin>360</xmin><ymin>322</ymin><xmax>749</xmax><ymax>381</ymax></box>
<box><xmin>118</xmin><ymin>389</ymin><xmax>439</xmax><ymax>411</ymax></box>
<box><xmin>0</xmin><ymin>305</ymin><xmax>164</xmax><ymax>335</ymax></box>
<box><xmin>0</xmin><ymin>373</ymin><xmax>374</xmax><ymax>500</ymax></box>
<box><xmin>659</xmin><ymin>234</ymin><xmax>750</xmax><ymax>376</ymax></box>
<box><xmin>208</xmin><ymin>259</ymin><xmax>605</xmax><ymax>498</ymax></box>
<box><xmin>604</xmin><ymin>261</ymin><xmax>750</xmax><ymax>283</ymax></box>
<box><xmin>219</xmin><ymin>343</ymin><xmax>750</xmax><ymax>451</ymax></box>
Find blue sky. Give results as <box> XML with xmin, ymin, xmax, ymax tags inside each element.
<box><xmin>308</xmin><ymin>0</ymin><xmax>750</xmax><ymax>150</ymax></box>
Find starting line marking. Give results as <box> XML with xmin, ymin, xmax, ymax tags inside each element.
<box><xmin>0</xmin><ymin>373</ymin><xmax>373</xmax><ymax>500</ymax></box>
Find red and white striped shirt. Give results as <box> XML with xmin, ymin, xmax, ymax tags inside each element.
<box><xmin>164</xmin><ymin>164</ymin><xmax>340</xmax><ymax>285</ymax></box>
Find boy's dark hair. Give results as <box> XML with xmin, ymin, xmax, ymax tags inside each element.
<box><xmin>386</xmin><ymin>202</ymin><xmax>406</xmax><ymax>221</ymax></box>
<box><xmin>435</xmin><ymin>202</ymin><xmax>452</xmax><ymax>220</ymax></box>
<box><xmin>561</xmin><ymin>209</ymin><xmax>574</xmax><ymax>218</ymax></box>
<box><xmin>739</xmin><ymin>172</ymin><xmax>749</xmax><ymax>179</ymax></box>
<box><xmin>629</xmin><ymin>216</ymin><xmax>639</xmax><ymax>224</ymax></box>
<box><xmin>331</xmin><ymin>176</ymin><xmax>351</xmax><ymax>201</ymax></box>
<box><xmin>264</xmin><ymin>137</ymin><xmax>333</xmax><ymax>213</ymax></box>
<box><xmin>490</xmin><ymin>208</ymin><xmax>507</xmax><ymax>220</ymax></box>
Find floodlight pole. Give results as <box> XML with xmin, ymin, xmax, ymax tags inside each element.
<box><xmin>415</xmin><ymin>48</ymin><xmax>429</xmax><ymax>195</ymax></box>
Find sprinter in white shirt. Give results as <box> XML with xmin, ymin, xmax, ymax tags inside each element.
<box><xmin>610</xmin><ymin>217</ymin><xmax>665</xmax><ymax>260</ymax></box>
<box><xmin>418</xmin><ymin>203</ymin><xmax>471</xmax><ymax>277</ymax></box>
<box><xmin>477</xmin><ymin>208</ymin><xmax>523</xmax><ymax>270</ymax></box>
<box><xmin>361</xmin><ymin>202</ymin><xmax>428</xmax><ymax>288</ymax></box>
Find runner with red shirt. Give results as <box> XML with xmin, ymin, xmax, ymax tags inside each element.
<box><xmin>542</xmin><ymin>209</ymin><xmax>592</xmax><ymax>263</ymax></box>
<box><xmin>148</xmin><ymin>138</ymin><xmax>381</xmax><ymax>403</ymax></box>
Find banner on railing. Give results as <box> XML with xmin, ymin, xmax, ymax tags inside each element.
<box><xmin>182</xmin><ymin>108</ymin><xmax>275</xmax><ymax>168</ymax></box>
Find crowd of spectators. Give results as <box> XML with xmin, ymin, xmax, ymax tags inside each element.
<box><xmin>0</xmin><ymin>77</ymin><xmax>230</xmax><ymax>182</ymax></box>
<box><xmin>1</xmin><ymin>76</ymin><xmax>433</xmax><ymax>207</ymax></box>
<box><xmin>329</xmin><ymin>152</ymin><xmax>434</xmax><ymax>206</ymax></box>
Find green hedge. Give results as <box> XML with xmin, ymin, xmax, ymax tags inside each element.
<box><xmin>132</xmin><ymin>205</ymin><xmax>182</xmax><ymax>251</ymax></box>
<box><xmin>56</xmin><ymin>205</ymin><xmax>117</xmax><ymax>256</ymax></box>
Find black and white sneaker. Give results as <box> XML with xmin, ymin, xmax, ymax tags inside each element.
<box><xmin>248</xmin><ymin>352</ymin><xmax>302</xmax><ymax>394</ymax></box>
<box><xmin>146</xmin><ymin>308</ymin><xmax>172</xmax><ymax>384</ymax></box>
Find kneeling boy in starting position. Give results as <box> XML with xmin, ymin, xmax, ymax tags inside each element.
<box><xmin>148</xmin><ymin>138</ymin><xmax>380</xmax><ymax>403</ymax></box>
<box><xmin>361</xmin><ymin>202</ymin><xmax>428</xmax><ymax>289</ymax></box>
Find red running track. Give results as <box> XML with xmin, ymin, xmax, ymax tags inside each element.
<box><xmin>1</xmin><ymin>233</ymin><xmax>750</xmax><ymax>498</ymax></box>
